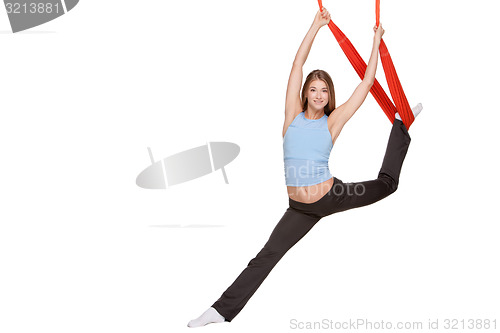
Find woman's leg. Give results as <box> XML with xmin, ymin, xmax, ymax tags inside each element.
<box><xmin>186</xmin><ymin>207</ymin><xmax>321</xmax><ymax>326</ymax></box>
<box><xmin>189</xmin><ymin>117</ymin><xmax>415</xmax><ymax>327</ymax></box>
<box><xmin>332</xmin><ymin>118</ymin><xmax>411</xmax><ymax>213</ymax></box>
<box><xmin>288</xmin><ymin>118</ymin><xmax>412</xmax><ymax>218</ymax></box>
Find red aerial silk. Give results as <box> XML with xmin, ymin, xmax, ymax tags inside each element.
<box><xmin>317</xmin><ymin>0</ymin><xmax>414</xmax><ymax>129</ymax></box>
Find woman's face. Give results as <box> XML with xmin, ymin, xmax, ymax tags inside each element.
<box><xmin>306</xmin><ymin>79</ymin><xmax>329</xmax><ymax>112</ymax></box>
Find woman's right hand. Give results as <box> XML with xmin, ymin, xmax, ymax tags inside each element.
<box><xmin>313</xmin><ymin>7</ymin><xmax>331</xmax><ymax>28</ymax></box>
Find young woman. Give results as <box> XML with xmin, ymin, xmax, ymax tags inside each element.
<box><xmin>188</xmin><ymin>7</ymin><xmax>421</xmax><ymax>327</ymax></box>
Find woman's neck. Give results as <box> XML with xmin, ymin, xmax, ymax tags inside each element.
<box><xmin>304</xmin><ymin>108</ymin><xmax>325</xmax><ymax>120</ymax></box>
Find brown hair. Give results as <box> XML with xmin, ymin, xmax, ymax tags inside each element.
<box><xmin>301</xmin><ymin>69</ymin><xmax>336</xmax><ymax>116</ymax></box>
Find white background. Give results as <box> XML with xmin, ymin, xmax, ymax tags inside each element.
<box><xmin>1</xmin><ymin>0</ymin><xmax>499</xmax><ymax>332</ymax></box>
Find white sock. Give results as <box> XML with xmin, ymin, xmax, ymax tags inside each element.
<box><xmin>395</xmin><ymin>103</ymin><xmax>423</xmax><ymax>121</ymax></box>
<box><xmin>187</xmin><ymin>307</ymin><xmax>225</xmax><ymax>328</ymax></box>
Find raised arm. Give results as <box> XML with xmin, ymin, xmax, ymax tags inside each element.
<box><xmin>328</xmin><ymin>24</ymin><xmax>385</xmax><ymax>143</ymax></box>
<box><xmin>283</xmin><ymin>8</ymin><xmax>331</xmax><ymax>138</ymax></box>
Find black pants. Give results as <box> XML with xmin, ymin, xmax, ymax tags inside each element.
<box><xmin>212</xmin><ymin>119</ymin><xmax>411</xmax><ymax>322</ymax></box>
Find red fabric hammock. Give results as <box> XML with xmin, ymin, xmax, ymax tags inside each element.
<box><xmin>318</xmin><ymin>0</ymin><xmax>414</xmax><ymax>129</ymax></box>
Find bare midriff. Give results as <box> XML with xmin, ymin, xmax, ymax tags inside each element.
<box><xmin>287</xmin><ymin>177</ymin><xmax>334</xmax><ymax>204</ymax></box>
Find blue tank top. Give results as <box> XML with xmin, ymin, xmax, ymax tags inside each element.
<box><xmin>283</xmin><ymin>111</ymin><xmax>333</xmax><ymax>186</ymax></box>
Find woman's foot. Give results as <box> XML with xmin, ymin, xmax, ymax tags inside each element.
<box><xmin>187</xmin><ymin>307</ymin><xmax>225</xmax><ymax>328</ymax></box>
<box><xmin>395</xmin><ymin>103</ymin><xmax>423</xmax><ymax>121</ymax></box>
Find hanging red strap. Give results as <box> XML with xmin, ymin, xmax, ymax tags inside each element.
<box><xmin>326</xmin><ymin>19</ymin><xmax>397</xmax><ymax>123</ymax></box>
<box><xmin>379</xmin><ymin>40</ymin><xmax>414</xmax><ymax>127</ymax></box>
<box><xmin>375</xmin><ymin>0</ymin><xmax>414</xmax><ymax>126</ymax></box>
<box><xmin>317</xmin><ymin>0</ymin><xmax>414</xmax><ymax>128</ymax></box>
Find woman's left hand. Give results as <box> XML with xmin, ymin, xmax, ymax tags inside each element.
<box><xmin>373</xmin><ymin>24</ymin><xmax>385</xmax><ymax>41</ymax></box>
